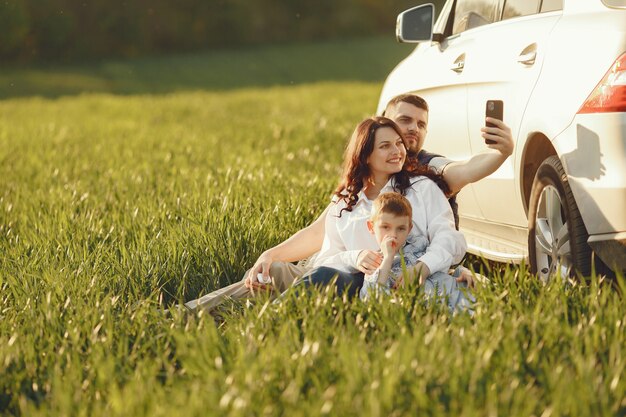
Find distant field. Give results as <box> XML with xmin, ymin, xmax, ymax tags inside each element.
<box><xmin>0</xmin><ymin>37</ymin><xmax>413</xmax><ymax>98</ymax></box>
<box><xmin>1</xmin><ymin>37</ymin><xmax>624</xmax><ymax>416</ymax></box>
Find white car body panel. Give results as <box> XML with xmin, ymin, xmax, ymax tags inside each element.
<box><xmin>378</xmin><ymin>0</ymin><xmax>626</xmax><ymax>272</ymax></box>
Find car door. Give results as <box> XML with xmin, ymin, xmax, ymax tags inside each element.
<box><xmin>381</xmin><ymin>0</ymin><xmax>470</xmax><ymax>172</ymax></box>
<box><xmin>378</xmin><ymin>0</ymin><xmax>485</xmax><ymax>218</ymax></box>
<box><xmin>411</xmin><ymin>0</ymin><xmax>502</xmax><ymax>221</ymax></box>
<box><xmin>464</xmin><ymin>1</ymin><xmax>562</xmax><ymax>229</ymax></box>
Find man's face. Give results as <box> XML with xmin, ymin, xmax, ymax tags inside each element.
<box><xmin>385</xmin><ymin>102</ymin><xmax>428</xmax><ymax>154</ymax></box>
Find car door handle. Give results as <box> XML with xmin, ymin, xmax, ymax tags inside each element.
<box><xmin>451</xmin><ymin>61</ymin><xmax>465</xmax><ymax>72</ymax></box>
<box><xmin>451</xmin><ymin>53</ymin><xmax>465</xmax><ymax>73</ymax></box>
<box><xmin>517</xmin><ymin>43</ymin><xmax>537</xmax><ymax>66</ymax></box>
<box><xmin>517</xmin><ymin>51</ymin><xmax>537</xmax><ymax>65</ymax></box>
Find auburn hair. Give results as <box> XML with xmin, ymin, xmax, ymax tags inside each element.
<box><xmin>334</xmin><ymin>117</ymin><xmax>409</xmax><ymax>216</ymax></box>
<box><xmin>333</xmin><ymin>117</ymin><xmax>443</xmax><ymax>217</ymax></box>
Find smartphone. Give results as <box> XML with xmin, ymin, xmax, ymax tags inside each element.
<box><xmin>485</xmin><ymin>100</ymin><xmax>503</xmax><ymax>144</ymax></box>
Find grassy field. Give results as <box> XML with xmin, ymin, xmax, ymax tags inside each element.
<box><xmin>1</xmin><ymin>37</ymin><xmax>625</xmax><ymax>416</ymax></box>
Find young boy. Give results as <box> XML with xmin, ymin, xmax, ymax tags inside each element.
<box><xmin>359</xmin><ymin>192</ymin><xmax>474</xmax><ymax>313</ymax></box>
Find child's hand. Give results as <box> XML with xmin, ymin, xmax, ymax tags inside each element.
<box><xmin>381</xmin><ymin>236</ymin><xmax>399</xmax><ymax>258</ymax></box>
<box><xmin>392</xmin><ymin>261</ymin><xmax>429</xmax><ymax>289</ymax></box>
<box><xmin>392</xmin><ymin>275</ymin><xmax>404</xmax><ymax>290</ymax></box>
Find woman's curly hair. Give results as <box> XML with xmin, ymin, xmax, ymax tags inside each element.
<box><xmin>334</xmin><ymin>116</ymin><xmax>447</xmax><ymax>217</ymax></box>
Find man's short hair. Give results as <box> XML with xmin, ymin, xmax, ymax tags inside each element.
<box><xmin>383</xmin><ymin>93</ymin><xmax>429</xmax><ymax>115</ymax></box>
<box><xmin>371</xmin><ymin>192</ymin><xmax>412</xmax><ymax>223</ymax></box>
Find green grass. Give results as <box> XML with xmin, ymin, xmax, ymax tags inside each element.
<box><xmin>1</xmin><ymin>37</ymin><xmax>625</xmax><ymax>416</ymax></box>
<box><xmin>0</xmin><ymin>36</ymin><xmax>414</xmax><ymax>99</ymax></box>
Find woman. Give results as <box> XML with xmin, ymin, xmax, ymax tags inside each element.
<box><xmin>286</xmin><ymin>116</ymin><xmax>466</xmax><ymax>298</ymax></box>
<box><xmin>184</xmin><ymin>117</ymin><xmax>465</xmax><ymax>312</ymax></box>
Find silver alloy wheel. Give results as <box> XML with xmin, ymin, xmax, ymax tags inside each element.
<box><xmin>529</xmin><ymin>156</ymin><xmax>592</xmax><ymax>280</ymax></box>
<box><xmin>534</xmin><ymin>184</ymin><xmax>572</xmax><ymax>282</ymax></box>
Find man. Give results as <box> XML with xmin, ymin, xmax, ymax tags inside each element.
<box><xmin>184</xmin><ymin>94</ymin><xmax>512</xmax><ymax>312</ymax></box>
<box><xmin>384</xmin><ymin>94</ymin><xmax>512</xmax><ymax>195</ymax></box>
<box><xmin>352</xmin><ymin>93</ymin><xmax>514</xmax><ymax>282</ymax></box>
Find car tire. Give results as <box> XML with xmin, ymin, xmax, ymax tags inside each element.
<box><xmin>528</xmin><ymin>156</ymin><xmax>591</xmax><ymax>281</ymax></box>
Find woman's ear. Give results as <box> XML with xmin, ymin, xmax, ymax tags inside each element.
<box><xmin>367</xmin><ymin>220</ymin><xmax>374</xmax><ymax>234</ymax></box>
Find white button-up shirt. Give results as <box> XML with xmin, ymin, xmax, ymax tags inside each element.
<box><xmin>314</xmin><ymin>176</ymin><xmax>466</xmax><ymax>275</ymax></box>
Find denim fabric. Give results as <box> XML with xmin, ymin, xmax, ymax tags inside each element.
<box><xmin>284</xmin><ymin>266</ymin><xmax>365</xmax><ymax>300</ymax></box>
<box><xmin>360</xmin><ymin>235</ymin><xmax>429</xmax><ymax>300</ymax></box>
<box><xmin>423</xmin><ymin>271</ymin><xmax>475</xmax><ymax>314</ymax></box>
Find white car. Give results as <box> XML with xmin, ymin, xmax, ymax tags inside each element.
<box><xmin>378</xmin><ymin>0</ymin><xmax>626</xmax><ymax>279</ymax></box>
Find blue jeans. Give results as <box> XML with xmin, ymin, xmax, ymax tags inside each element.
<box><xmin>423</xmin><ymin>271</ymin><xmax>475</xmax><ymax>314</ymax></box>
<box><xmin>281</xmin><ymin>266</ymin><xmax>365</xmax><ymax>300</ymax></box>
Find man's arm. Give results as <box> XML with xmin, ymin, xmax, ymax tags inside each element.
<box><xmin>440</xmin><ymin>118</ymin><xmax>513</xmax><ymax>194</ymax></box>
<box><xmin>245</xmin><ymin>205</ymin><xmax>329</xmax><ymax>286</ymax></box>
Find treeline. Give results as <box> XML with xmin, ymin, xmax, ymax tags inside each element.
<box><xmin>0</xmin><ymin>0</ymin><xmax>442</xmax><ymax>63</ymax></box>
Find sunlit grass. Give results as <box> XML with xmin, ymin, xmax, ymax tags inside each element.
<box><xmin>1</xmin><ymin>38</ymin><xmax>624</xmax><ymax>416</ymax></box>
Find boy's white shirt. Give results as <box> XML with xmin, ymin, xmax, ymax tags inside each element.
<box><xmin>313</xmin><ymin>176</ymin><xmax>466</xmax><ymax>275</ymax></box>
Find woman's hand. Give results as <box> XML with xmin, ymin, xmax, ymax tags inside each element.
<box><xmin>356</xmin><ymin>250</ymin><xmax>383</xmax><ymax>275</ymax></box>
<box><xmin>245</xmin><ymin>251</ymin><xmax>273</xmax><ymax>291</ymax></box>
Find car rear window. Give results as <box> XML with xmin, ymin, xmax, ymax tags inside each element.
<box><xmin>602</xmin><ymin>0</ymin><xmax>626</xmax><ymax>7</ymax></box>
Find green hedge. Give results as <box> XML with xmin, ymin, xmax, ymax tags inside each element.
<box><xmin>0</xmin><ymin>0</ymin><xmax>443</xmax><ymax>63</ymax></box>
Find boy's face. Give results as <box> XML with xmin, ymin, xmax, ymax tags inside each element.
<box><xmin>367</xmin><ymin>212</ymin><xmax>412</xmax><ymax>250</ymax></box>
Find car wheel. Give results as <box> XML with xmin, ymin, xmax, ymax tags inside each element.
<box><xmin>528</xmin><ymin>156</ymin><xmax>591</xmax><ymax>281</ymax></box>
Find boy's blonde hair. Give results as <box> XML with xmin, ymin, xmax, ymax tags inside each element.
<box><xmin>371</xmin><ymin>192</ymin><xmax>412</xmax><ymax>223</ymax></box>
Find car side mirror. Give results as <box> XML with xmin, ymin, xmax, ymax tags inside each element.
<box><xmin>396</xmin><ymin>3</ymin><xmax>436</xmax><ymax>43</ymax></box>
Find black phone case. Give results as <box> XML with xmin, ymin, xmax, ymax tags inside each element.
<box><xmin>485</xmin><ymin>100</ymin><xmax>503</xmax><ymax>144</ymax></box>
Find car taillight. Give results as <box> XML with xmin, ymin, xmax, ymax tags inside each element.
<box><xmin>578</xmin><ymin>52</ymin><xmax>626</xmax><ymax>113</ymax></box>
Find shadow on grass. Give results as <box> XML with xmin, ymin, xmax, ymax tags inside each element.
<box><xmin>0</xmin><ymin>37</ymin><xmax>413</xmax><ymax>100</ymax></box>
